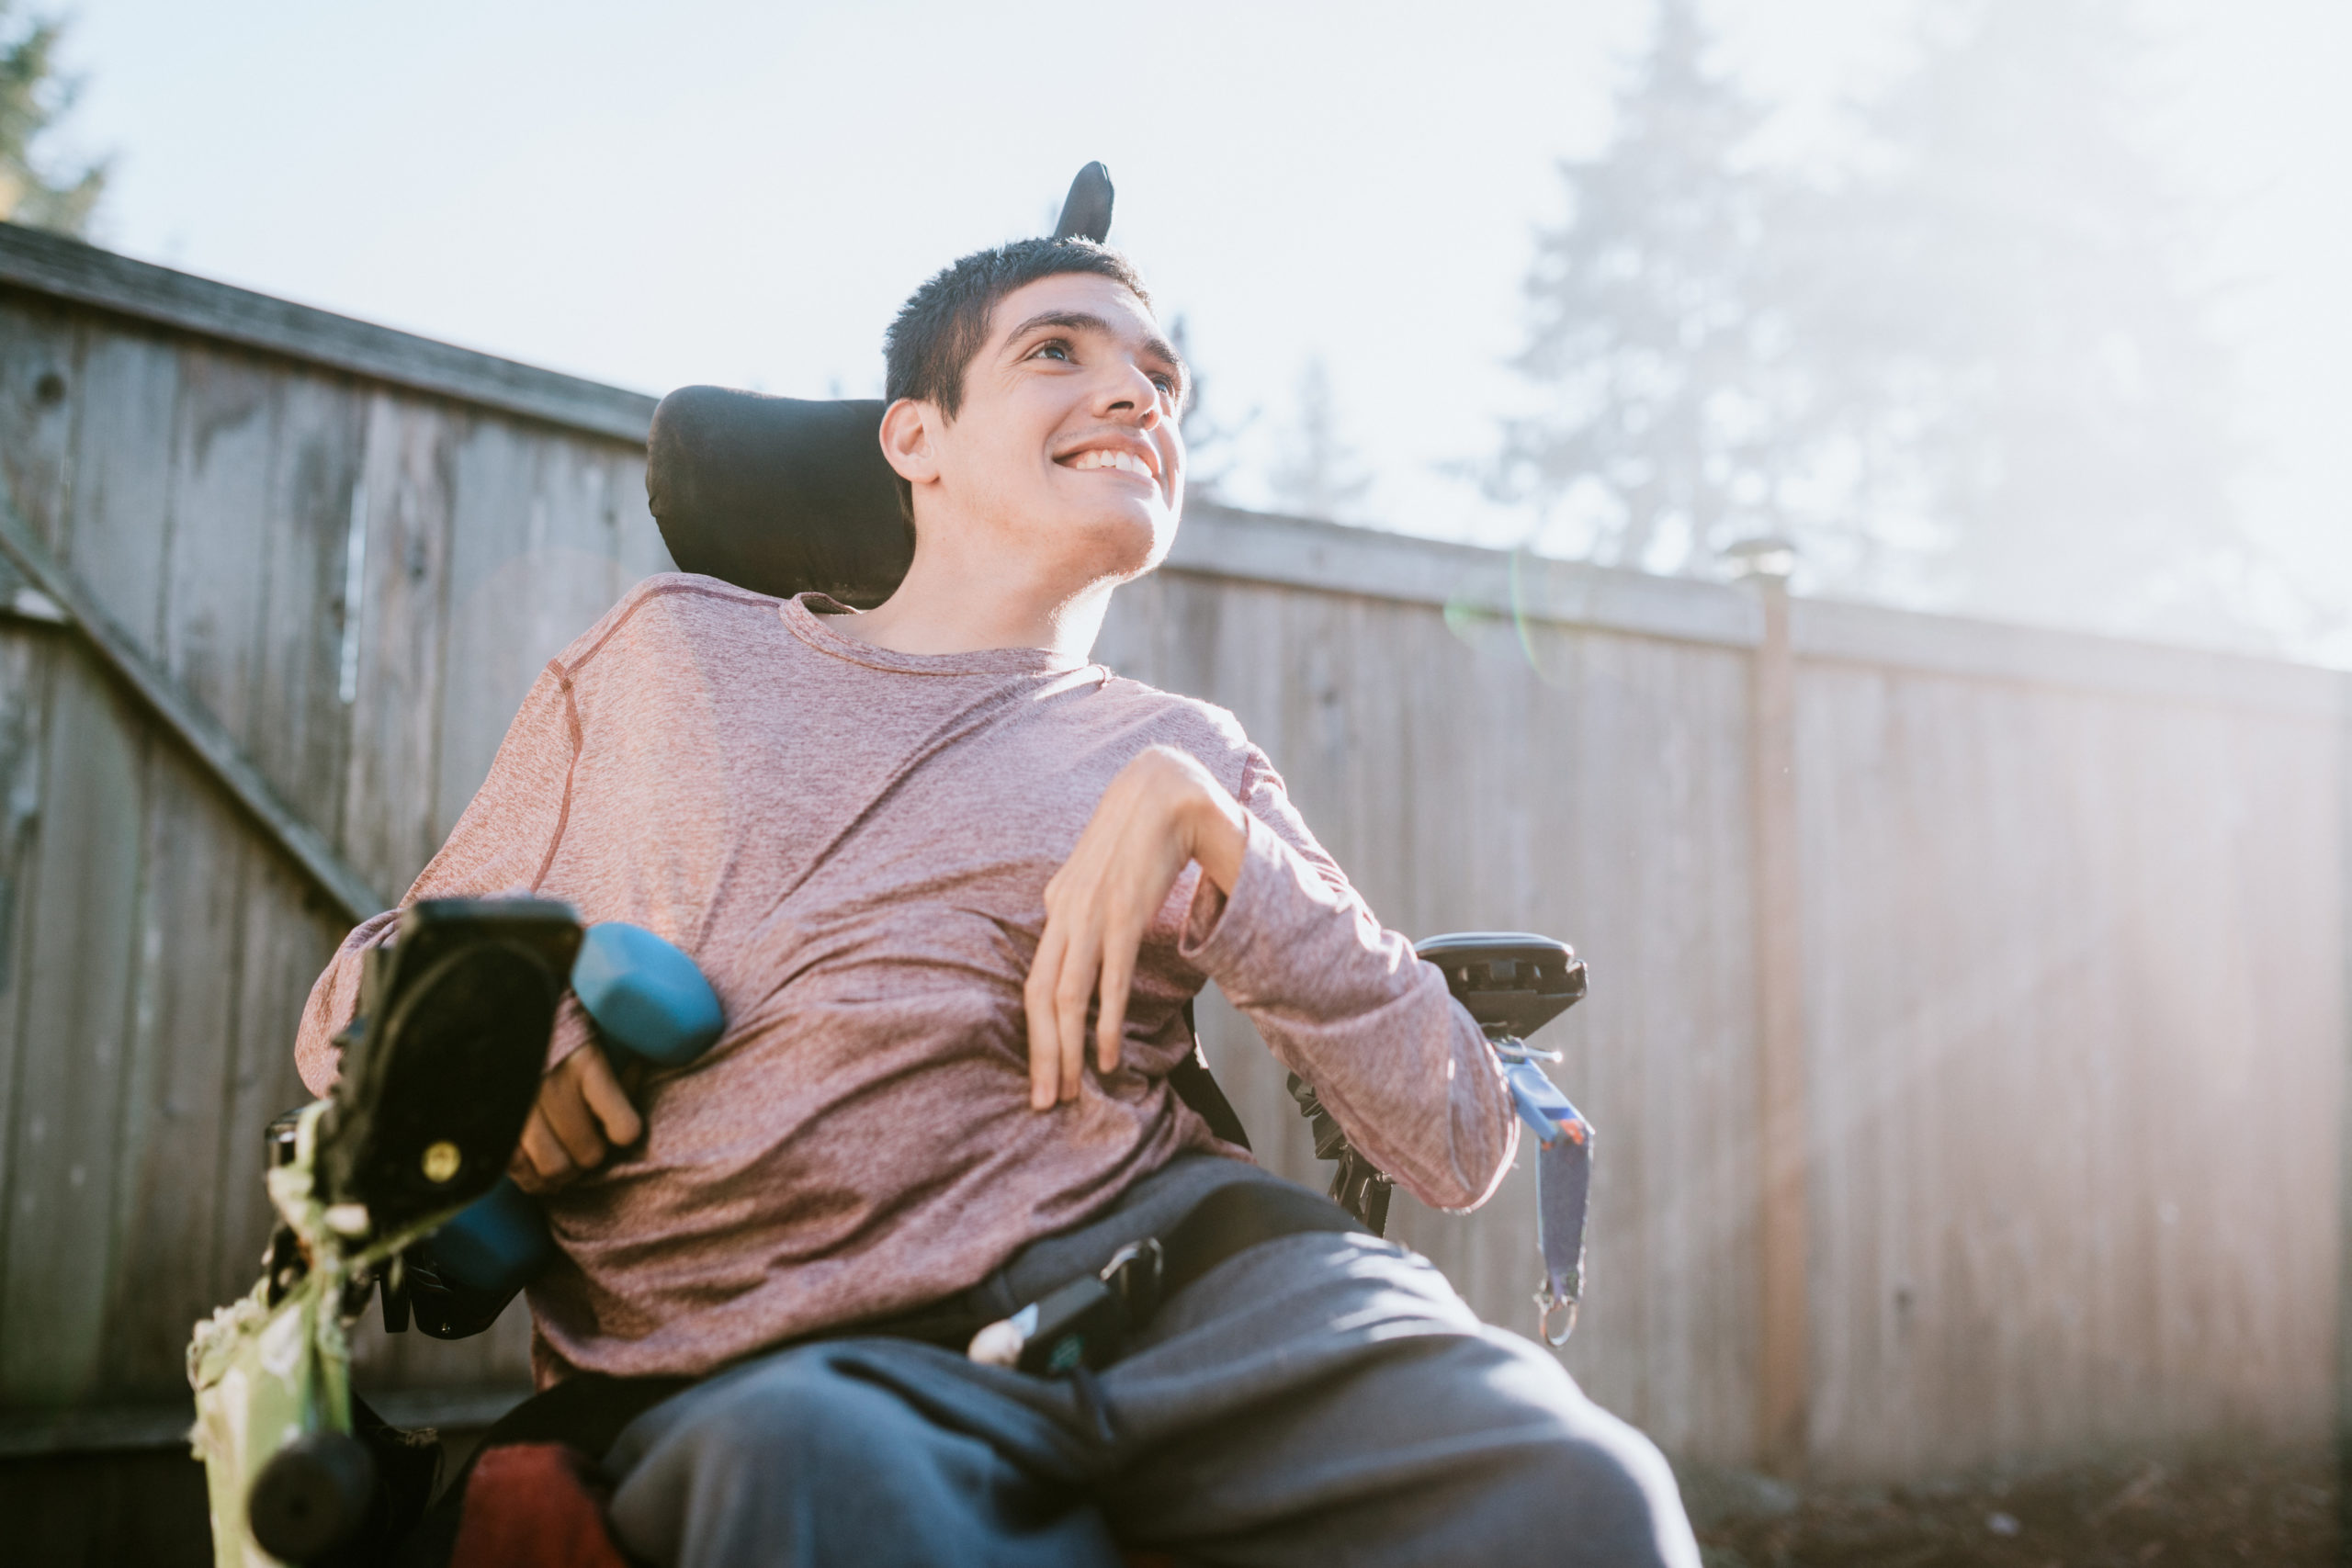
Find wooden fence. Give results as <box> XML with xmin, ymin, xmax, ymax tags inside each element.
<box><xmin>0</xmin><ymin>221</ymin><xmax>2338</xmax><ymax>1486</ymax></box>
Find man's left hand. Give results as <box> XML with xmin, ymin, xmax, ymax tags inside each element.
<box><xmin>1024</xmin><ymin>746</ymin><xmax>1246</xmax><ymax>1110</ymax></box>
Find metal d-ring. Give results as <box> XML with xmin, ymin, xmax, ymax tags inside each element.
<box><xmin>1535</xmin><ymin>1284</ymin><xmax>1578</xmax><ymax>1347</ymax></box>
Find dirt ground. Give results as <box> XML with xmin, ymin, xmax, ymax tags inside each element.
<box><xmin>1683</xmin><ymin>1450</ymin><xmax>2337</xmax><ymax>1568</ymax></box>
<box><xmin>2</xmin><ymin>1438</ymin><xmax>2336</xmax><ymax>1566</ymax></box>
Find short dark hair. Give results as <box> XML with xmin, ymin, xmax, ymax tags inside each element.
<box><xmin>884</xmin><ymin>236</ymin><xmax>1153</xmax><ymax>420</ymax></box>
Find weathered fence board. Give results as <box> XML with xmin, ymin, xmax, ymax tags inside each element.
<box><xmin>1</xmin><ymin>649</ymin><xmax>147</xmax><ymax>1403</ymax></box>
<box><xmin>249</xmin><ymin>373</ymin><xmax>367</xmax><ymax>833</ymax></box>
<box><xmin>111</xmin><ymin>743</ymin><xmax>246</xmax><ymax>1392</ymax></box>
<box><xmin>0</xmin><ymin>296</ymin><xmax>78</xmax><ymax>547</ymax></box>
<box><xmin>0</xmin><ymin>626</ymin><xmax>49</xmax><ymax>1265</ymax></box>
<box><xmin>0</xmin><ymin>225</ymin><xmax>2340</xmax><ymax>1489</ymax></box>
<box><xmin>67</xmin><ymin>327</ymin><xmax>182</xmax><ymax>644</ymax></box>
<box><xmin>340</xmin><ymin>393</ymin><xmax>457</xmax><ymax>903</ymax></box>
<box><xmin>1795</xmin><ymin>661</ymin><xmax>2344</xmax><ymax>1476</ymax></box>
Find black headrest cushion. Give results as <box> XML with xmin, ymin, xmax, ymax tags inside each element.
<box><xmin>645</xmin><ymin>388</ymin><xmax>913</xmax><ymax>608</ymax></box>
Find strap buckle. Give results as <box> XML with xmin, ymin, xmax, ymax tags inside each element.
<box><xmin>1098</xmin><ymin>1237</ymin><xmax>1166</xmax><ymax>1321</ymax></box>
<box><xmin>967</xmin><ymin>1238</ymin><xmax>1166</xmax><ymax>1376</ymax></box>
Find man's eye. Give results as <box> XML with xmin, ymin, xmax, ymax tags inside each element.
<box><xmin>1031</xmin><ymin>341</ymin><xmax>1072</xmax><ymax>363</ymax></box>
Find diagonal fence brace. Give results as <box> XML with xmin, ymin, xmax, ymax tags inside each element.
<box><xmin>0</xmin><ymin>495</ymin><xmax>386</xmax><ymax>925</ymax></box>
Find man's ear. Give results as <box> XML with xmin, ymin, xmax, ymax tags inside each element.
<box><xmin>878</xmin><ymin>398</ymin><xmax>942</xmax><ymax>488</ymax></box>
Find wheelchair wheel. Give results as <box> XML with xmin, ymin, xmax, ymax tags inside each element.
<box><xmin>248</xmin><ymin>1429</ymin><xmax>377</xmax><ymax>1563</ymax></box>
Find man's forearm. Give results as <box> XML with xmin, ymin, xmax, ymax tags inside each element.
<box><xmin>1180</xmin><ymin>813</ymin><xmax>1518</xmax><ymax>1212</ymax></box>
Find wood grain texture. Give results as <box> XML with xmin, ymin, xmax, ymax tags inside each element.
<box><xmin>0</xmin><ymin>625</ymin><xmax>52</xmax><ymax>1345</ymax></box>
<box><xmin>1794</xmin><ymin>661</ymin><xmax>2344</xmax><ymax>1478</ymax></box>
<box><xmin>209</xmin><ymin>367</ymin><xmax>371</xmax><ymax>1308</ymax></box>
<box><xmin>100</xmin><ymin>344</ymin><xmax>279</xmax><ymax>1398</ymax></box>
<box><xmin>58</xmin><ymin>326</ymin><xmax>178</xmax><ymax>644</ymax></box>
<box><xmin>336</xmin><ymin>392</ymin><xmax>457</xmax><ymax>900</ymax></box>
<box><xmin>0</xmin><ymin>295</ymin><xmax>81</xmax><ymax>549</ymax></box>
<box><xmin>0</xmin><ymin>649</ymin><xmax>148</xmax><ymax>1404</ymax></box>
<box><xmin>0</xmin><ymin>226</ymin><xmax>657</xmax><ymax>444</ymax></box>
<box><xmin>244</xmin><ymin>370</ymin><xmax>366</xmax><ymax>825</ymax></box>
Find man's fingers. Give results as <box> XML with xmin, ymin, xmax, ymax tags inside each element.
<box><xmin>1025</xmin><ymin>924</ymin><xmax>1069</xmax><ymax>1110</ymax></box>
<box><xmin>514</xmin><ymin>1045</ymin><xmax>640</xmax><ymax>1195</ymax></box>
<box><xmin>516</xmin><ymin>1107</ymin><xmax>577</xmax><ymax>1191</ymax></box>
<box><xmin>509</xmin><ymin>1138</ymin><xmax>550</xmax><ymax>1195</ymax></box>
<box><xmin>539</xmin><ymin>1064</ymin><xmax>610</xmax><ymax>1170</ymax></box>
<box><xmin>1095</xmin><ymin>927</ymin><xmax>1140</xmax><ymax>1075</ymax></box>
<box><xmin>1055</xmin><ymin>926</ymin><xmax>1102</xmax><ymax>1102</ymax></box>
<box><xmin>574</xmin><ymin>1046</ymin><xmax>645</xmax><ymax>1147</ymax></box>
<box><xmin>508</xmin><ymin>1147</ymin><xmax>548</xmax><ymax>1196</ymax></box>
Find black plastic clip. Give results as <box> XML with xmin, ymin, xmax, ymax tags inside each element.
<box><xmin>969</xmin><ymin>1238</ymin><xmax>1165</xmax><ymax>1377</ymax></box>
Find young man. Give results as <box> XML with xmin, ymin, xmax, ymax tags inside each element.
<box><xmin>297</xmin><ymin>238</ymin><xmax>1698</xmax><ymax>1567</ymax></box>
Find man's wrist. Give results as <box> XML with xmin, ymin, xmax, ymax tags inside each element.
<box><xmin>1184</xmin><ymin>784</ymin><xmax>1248</xmax><ymax>897</ymax></box>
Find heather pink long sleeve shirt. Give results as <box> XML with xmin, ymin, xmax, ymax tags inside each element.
<box><xmin>297</xmin><ymin>577</ymin><xmax>1514</xmax><ymax>1382</ymax></box>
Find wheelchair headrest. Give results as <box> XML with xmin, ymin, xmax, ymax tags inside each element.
<box><xmin>647</xmin><ymin>389</ymin><xmax>911</xmax><ymax>608</ymax></box>
<box><xmin>646</xmin><ymin>162</ymin><xmax>1118</xmax><ymax>609</ymax></box>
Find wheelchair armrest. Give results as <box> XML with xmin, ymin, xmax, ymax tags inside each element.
<box><xmin>1288</xmin><ymin>931</ymin><xmax>1587</xmax><ymax>1235</ymax></box>
<box><xmin>1414</xmin><ymin>931</ymin><xmax>1586</xmax><ymax>1040</ymax></box>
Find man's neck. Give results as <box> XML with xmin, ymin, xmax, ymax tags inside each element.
<box><xmin>829</xmin><ymin>536</ymin><xmax>1116</xmax><ymax>665</ymax></box>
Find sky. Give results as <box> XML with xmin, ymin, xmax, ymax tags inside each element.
<box><xmin>40</xmin><ymin>0</ymin><xmax>2352</xmax><ymax>660</ymax></box>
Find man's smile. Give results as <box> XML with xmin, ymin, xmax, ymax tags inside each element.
<box><xmin>1055</xmin><ymin>434</ymin><xmax>1163</xmax><ymax>483</ymax></box>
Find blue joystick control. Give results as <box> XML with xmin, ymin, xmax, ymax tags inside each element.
<box><xmin>415</xmin><ymin>1176</ymin><xmax>549</xmax><ymax>1301</ymax></box>
<box><xmin>570</xmin><ymin>920</ymin><xmax>725</xmax><ymax>1068</ymax></box>
<box><xmin>401</xmin><ymin>922</ymin><xmax>721</xmax><ymax>1330</ymax></box>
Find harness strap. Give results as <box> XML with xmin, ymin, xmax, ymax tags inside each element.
<box><xmin>1502</xmin><ymin>1057</ymin><xmax>1594</xmax><ymax>1345</ymax></box>
<box><xmin>1169</xmin><ymin>999</ymin><xmax>1252</xmax><ymax>1152</ymax></box>
<box><xmin>968</xmin><ymin>1179</ymin><xmax>1365</xmax><ymax>1376</ymax></box>
<box><xmin>1162</xmin><ymin>1178</ymin><xmax>1365</xmax><ymax>1297</ymax></box>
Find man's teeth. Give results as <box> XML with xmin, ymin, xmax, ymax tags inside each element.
<box><xmin>1067</xmin><ymin>448</ymin><xmax>1152</xmax><ymax>478</ymax></box>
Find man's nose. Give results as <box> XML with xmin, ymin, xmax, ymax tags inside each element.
<box><xmin>1093</xmin><ymin>359</ymin><xmax>1165</xmax><ymax>426</ymax></box>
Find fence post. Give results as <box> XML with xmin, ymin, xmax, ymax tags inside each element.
<box><xmin>2337</xmin><ymin>671</ymin><xmax>2352</xmax><ymax>1565</ymax></box>
<box><xmin>1741</xmin><ymin>545</ymin><xmax>1810</xmax><ymax>1473</ymax></box>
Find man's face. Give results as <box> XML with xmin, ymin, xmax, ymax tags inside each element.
<box><xmin>890</xmin><ymin>272</ymin><xmax>1187</xmax><ymax>585</ymax></box>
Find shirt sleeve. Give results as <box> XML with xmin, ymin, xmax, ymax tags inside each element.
<box><xmin>293</xmin><ymin>661</ymin><xmax>585</xmax><ymax>1096</ymax></box>
<box><xmin>1177</xmin><ymin>747</ymin><xmax>1518</xmax><ymax>1213</ymax></box>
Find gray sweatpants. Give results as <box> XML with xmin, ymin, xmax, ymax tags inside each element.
<box><xmin>603</xmin><ymin>1156</ymin><xmax>1699</xmax><ymax>1567</ymax></box>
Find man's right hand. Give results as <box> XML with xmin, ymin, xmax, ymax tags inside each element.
<box><xmin>510</xmin><ymin>1042</ymin><xmax>644</xmax><ymax>1195</ymax></box>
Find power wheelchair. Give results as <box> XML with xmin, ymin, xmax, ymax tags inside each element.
<box><xmin>187</xmin><ymin>164</ymin><xmax>1599</xmax><ymax>1568</ymax></box>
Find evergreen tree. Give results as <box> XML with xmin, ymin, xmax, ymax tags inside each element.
<box><xmin>1171</xmin><ymin>314</ymin><xmax>1257</xmax><ymax>506</ymax></box>
<box><xmin>1498</xmin><ymin>0</ymin><xmax>2239</xmax><ymax>638</ymax></box>
<box><xmin>0</xmin><ymin>4</ymin><xmax>103</xmax><ymax>236</ymax></box>
<box><xmin>1493</xmin><ymin>0</ymin><xmax>1794</xmax><ymax>573</ymax></box>
<box><xmin>1268</xmin><ymin>357</ymin><xmax>1373</xmax><ymax>522</ymax></box>
<box><xmin>1798</xmin><ymin>0</ymin><xmax>2239</xmax><ymax>635</ymax></box>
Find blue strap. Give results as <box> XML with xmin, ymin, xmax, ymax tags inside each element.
<box><xmin>1504</xmin><ymin>1058</ymin><xmax>1592</xmax><ymax>1346</ymax></box>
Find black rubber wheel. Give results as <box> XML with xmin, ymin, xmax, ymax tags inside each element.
<box><xmin>248</xmin><ymin>1429</ymin><xmax>377</xmax><ymax>1563</ymax></box>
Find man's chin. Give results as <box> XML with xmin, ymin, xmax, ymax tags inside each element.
<box><xmin>1042</xmin><ymin>499</ymin><xmax>1178</xmax><ymax>581</ymax></box>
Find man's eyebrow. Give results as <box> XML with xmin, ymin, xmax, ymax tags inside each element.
<box><xmin>1006</xmin><ymin>310</ymin><xmax>1188</xmax><ymax>382</ymax></box>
